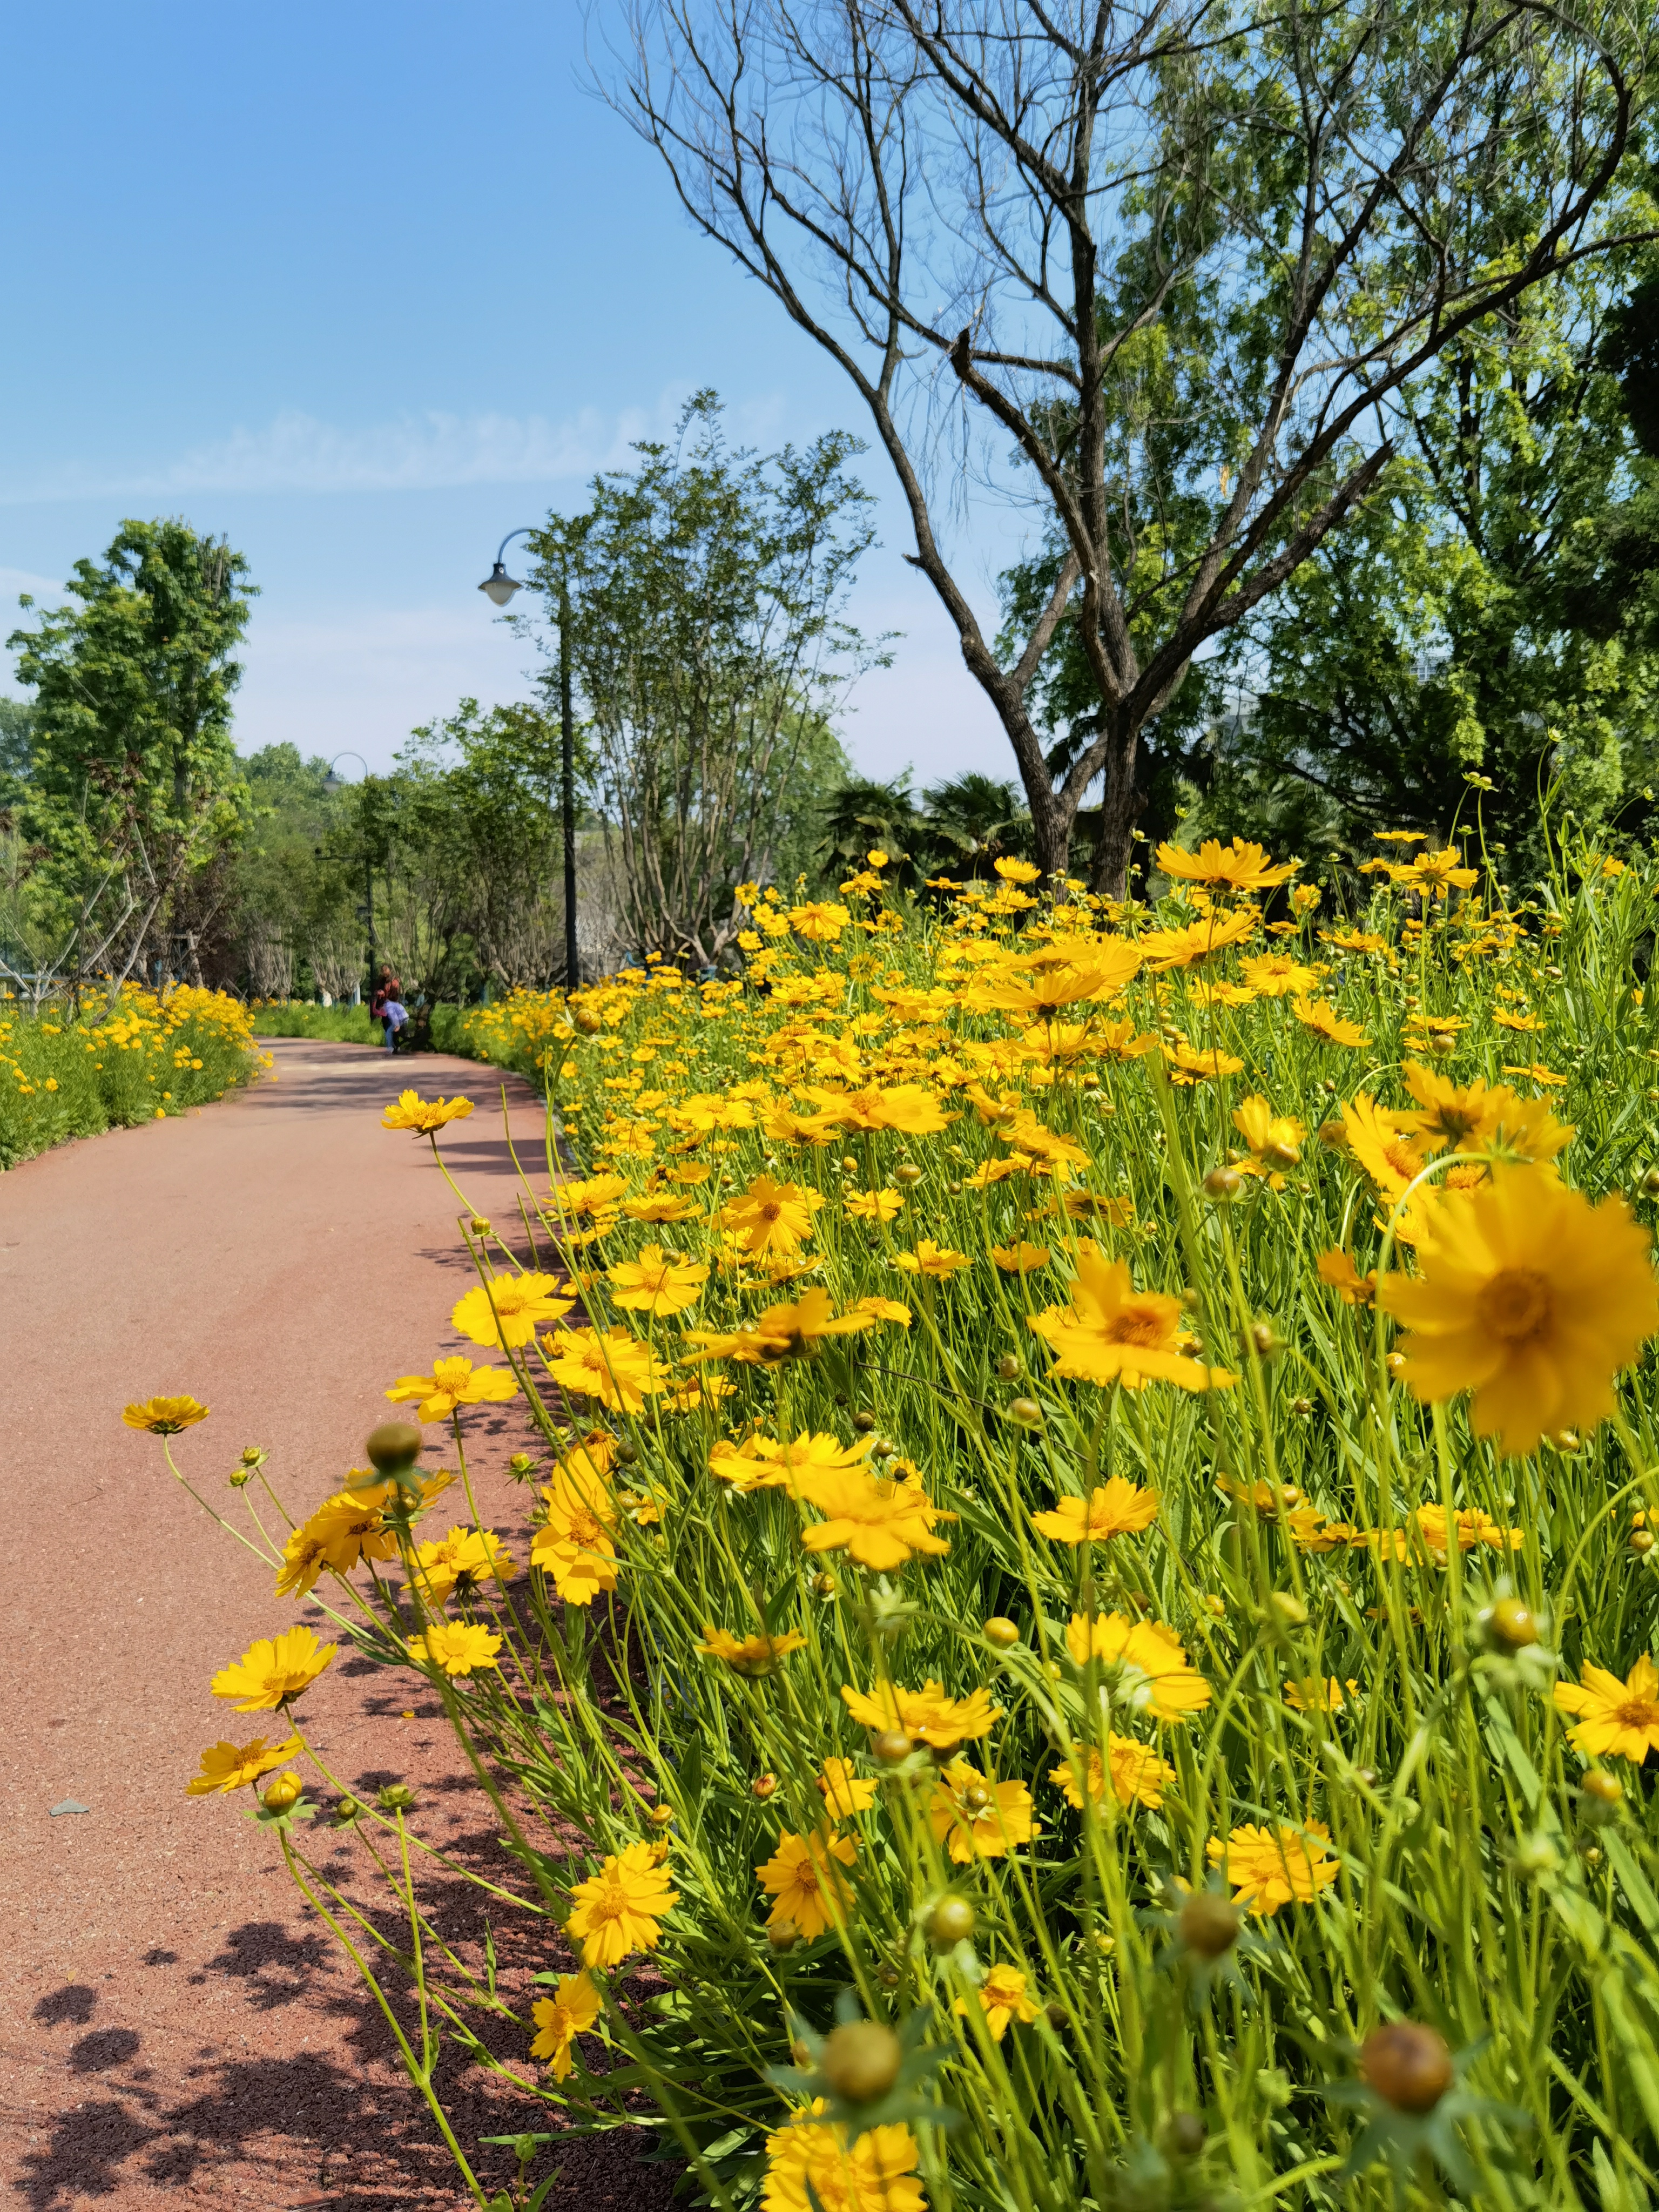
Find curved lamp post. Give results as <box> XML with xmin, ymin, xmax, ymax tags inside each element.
<box><xmin>320</xmin><ymin>752</ymin><xmax>376</xmax><ymax>1001</ymax></box>
<box><xmin>478</xmin><ymin>528</ymin><xmax>579</xmax><ymax>989</ymax></box>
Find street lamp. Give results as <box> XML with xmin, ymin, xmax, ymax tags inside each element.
<box><xmin>320</xmin><ymin>752</ymin><xmax>375</xmax><ymax>1001</ymax></box>
<box><xmin>478</xmin><ymin>526</ymin><xmax>579</xmax><ymax>990</ymax></box>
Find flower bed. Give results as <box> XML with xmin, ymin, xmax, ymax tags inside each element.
<box><xmin>0</xmin><ymin>984</ymin><xmax>267</xmax><ymax>1168</ymax></box>
<box><xmin>144</xmin><ymin>836</ymin><xmax>1659</xmax><ymax>2209</ymax></box>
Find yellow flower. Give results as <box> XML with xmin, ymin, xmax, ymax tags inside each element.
<box><xmin>893</xmin><ymin>1238</ymin><xmax>972</xmax><ymax>1277</ymax></box>
<box><xmin>1031</xmin><ymin>1478</ymin><xmax>1158</xmax><ymax>1543</ymax></box>
<box><xmin>1162</xmin><ymin>1038</ymin><xmax>1246</xmax><ymax>1084</ymax></box>
<box><xmin>1392</xmin><ymin>846</ymin><xmax>1479</xmax><ymax>896</ymax></box>
<box><xmin>1317</xmin><ymin>1248</ymin><xmax>1375</xmax><ymax>1304</ymax></box>
<box><xmin>386</xmin><ymin>1355</ymin><xmax>518</xmax><ymax>1423</ymax></box>
<box><xmin>707</xmin><ymin>1428</ymin><xmax>866</xmax><ymax>1493</ymax></box>
<box><xmin>846</xmin><ymin>1186</ymin><xmax>904</xmax><ymax>1222</ymax></box>
<box><xmin>696</xmin><ymin>1626</ymin><xmax>808</xmax><ymax>1677</ymax></box>
<box><xmin>276</xmin><ymin>1488</ymin><xmax>399</xmax><ymax>1597</ymax></box>
<box><xmin>1341</xmin><ymin>1093</ymin><xmax>1427</xmax><ymax>1203</ymax></box>
<box><xmin>406</xmin><ymin>1619</ymin><xmax>503</xmax><ymax>1676</ymax></box>
<box><xmin>761</xmin><ymin>2103</ymin><xmax>926</xmax><ymax>2212</ymax></box>
<box><xmin>841</xmin><ymin>1679</ymin><xmax>1002</xmax><ymax>1746</ymax></box>
<box><xmin>529</xmin><ymin>1971</ymin><xmax>602</xmax><ymax>2081</ymax></box>
<box><xmin>818</xmin><ymin>1756</ymin><xmax>878</xmax><ymax>1818</ymax></box>
<box><xmin>990</xmin><ymin>1240</ymin><xmax>1051</xmax><ymax>1273</ymax></box>
<box><xmin>1208</xmin><ymin>1822</ymin><xmax>1340</xmax><ymax>1914</ymax></box>
<box><xmin>211</xmin><ymin>1625</ymin><xmax>337</xmax><ymax>1711</ymax></box>
<box><xmin>1411</xmin><ymin>1503</ymin><xmax>1522</xmax><ymax>1557</ymax></box>
<box><xmin>960</xmin><ymin>1961</ymin><xmax>1041</xmax><ymax>2041</ymax></box>
<box><xmin>407</xmin><ymin>1525</ymin><xmax>518</xmax><ymax>1606</ymax></box>
<box><xmin>381</xmin><ymin>1089</ymin><xmax>475</xmax><ymax>1133</ymax></box>
<box><xmin>1137</xmin><ymin>906</ymin><xmax>1258</xmax><ymax>971</ymax></box>
<box><xmin>1284</xmin><ymin>1676</ymin><xmax>1357</xmax><ymax>1714</ymax></box>
<box><xmin>532</xmin><ymin>1457</ymin><xmax>620</xmax><ymax>1604</ymax></box>
<box><xmin>1231</xmin><ymin>1095</ymin><xmax>1306</xmax><ymax>1181</ymax></box>
<box><xmin>1377</xmin><ymin>1165</ymin><xmax>1659</xmax><ymax>1454</ymax></box>
<box><xmin>1554</xmin><ymin>1656</ymin><xmax>1659</xmax><ymax>1762</ymax></box>
<box><xmin>1052</xmin><ymin>1734</ymin><xmax>1174</xmax><ymax>1811</ymax></box>
<box><xmin>123</xmin><ymin>1394</ymin><xmax>210</xmax><ymax>1435</ymax></box>
<box><xmin>606</xmin><ymin>1243</ymin><xmax>710</xmax><ymax>1314</ymax></box>
<box><xmin>967</xmin><ymin>940</ymin><xmax>1142</xmax><ymax>1013</ymax></box>
<box><xmin>720</xmin><ymin>1174</ymin><xmax>825</xmax><ymax>1255</ymax></box>
<box><xmin>757</xmin><ymin>1827</ymin><xmax>858</xmax><ymax>1939</ymax></box>
<box><xmin>567</xmin><ymin>1842</ymin><xmax>680</xmax><ymax>1968</ymax></box>
<box><xmin>1064</xmin><ymin>1614</ymin><xmax>1211</xmax><ymax>1721</ymax></box>
<box><xmin>686</xmin><ymin>1288</ymin><xmax>878</xmax><ymax>1365</ymax></box>
<box><xmin>450</xmin><ymin>1272</ymin><xmax>573</xmax><ymax>1348</ymax></box>
<box><xmin>789</xmin><ymin>901</ymin><xmax>851</xmax><ymax>941</ymax></box>
<box><xmin>928</xmin><ymin>1760</ymin><xmax>1037</xmax><ymax>1863</ymax></box>
<box><xmin>994</xmin><ymin>856</ymin><xmax>1042</xmax><ymax>884</ymax></box>
<box><xmin>621</xmin><ymin>1191</ymin><xmax>700</xmax><ymax>1223</ymax></box>
<box><xmin>185</xmin><ymin>1734</ymin><xmax>301</xmax><ymax>1797</ymax></box>
<box><xmin>808</xmin><ymin>1082</ymin><xmax>955</xmax><ymax>1135</ymax></box>
<box><xmin>1292</xmin><ymin>997</ymin><xmax>1367</xmax><ymax>1047</ymax></box>
<box><xmin>1155</xmin><ymin>837</ymin><xmax>1297</xmax><ymax>892</ymax></box>
<box><xmin>541</xmin><ymin>1326</ymin><xmax>667</xmax><ymax>1411</ymax></box>
<box><xmin>796</xmin><ymin>1464</ymin><xmax>954</xmax><ymax>1570</ymax></box>
<box><xmin>1030</xmin><ymin>1245</ymin><xmax>1234</xmax><ymax>1392</ymax></box>
<box><xmin>1236</xmin><ymin>951</ymin><xmax>1320</xmax><ymax>999</ymax></box>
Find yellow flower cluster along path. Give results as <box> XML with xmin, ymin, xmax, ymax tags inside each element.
<box><xmin>0</xmin><ymin>1036</ymin><xmax>676</xmax><ymax>2212</ymax></box>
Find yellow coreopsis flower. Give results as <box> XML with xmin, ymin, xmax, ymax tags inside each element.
<box><xmin>893</xmin><ymin>1238</ymin><xmax>972</xmax><ymax>1278</ymax></box>
<box><xmin>761</xmin><ymin>2103</ymin><xmax>925</xmax><ymax>2212</ymax></box>
<box><xmin>685</xmin><ymin>1287</ymin><xmax>878</xmax><ymax>1365</ymax></box>
<box><xmin>1049</xmin><ymin>1734</ymin><xmax>1174</xmax><ymax>1811</ymax></box>
<box><xmin>841</xmin><ymin>1679</ymin><xmax>1003</xmax><ymax>1746</ymax></box>
<box><xmin>795</xmin><ymin>1464</ymin><xmax>954</xmax><ymax>1570</ymax></box>
<box><xmin>1284</xmin><ymin>1676</ymin><xmax>1358</xmax><ymax>1714</ymax></box>
<box><xmin>386</xmin><ymin>1355</ymin><xmax>518</xmax><ymax>1424</ymax></box>
<box><xmin>1155</xmin><ymin>837</ymin><xmax>1297</xmax><ymax>893</ymax></box>
<box><xmin>406</xmin><ymin>1620</ymin><xmax>503</xmax><ymax>1676</ymax></box>
<box><xmin>928</xmin><ymin>1760</ymin><xmax>1037</xmax><ymax>1863</ymax></box>
<box><xmin>807</xmin><ymin>1082</ymin><xmax>955</xmax><ymax>1135</ymax></box>
<box><xmin>1340</xmin><ymin>1093</ymin><xmax>1428</xmax><ymax>1204</ymax></box>
<box><xmin>1554</xmin><ymin>1656</ymin><xmax>1659</xmax><ymax>1763</ymax></box>
<box><xmin>845</xmin><ymin>1186</ymin><xmax>904</xmax><ymax>1222</ymax></box>
<box><xmin>123</xmin><ymin>1394</ymin><xmax>210</xmax><ymax>1435</ymax></box>
<box><xmin>1230</xmin><ymin>1095</ymin><xmax>1306</xmax><ymax>1183</ymax></box>
<box><xmin>185</xmin><ymin>1734</ymin><xmax>302</xmax><ymax>1797</ymax></box>
<box><xmin>1029</xmin><ymin>1245</ymin><xmax>1234</xmax><ymax>1392</ymax></box>
<box><xmin>566</xmin><ymin>1843</ymin><xmax>679</xmax><ymax>1968</ymax></box>
<box><xmin>407</xmin><ymin>1525</ymin><xmax>518</xmax><ymax>1605</ymax></box>
<box><xmin>1031</xmin><ymin>1476</ymin><xmax>1159</xmax><ymax>1543</ymax></box>
<box><xmin>276</xmin><ymin>1488</ymin><xmax>400</xmax><ymax>1597</ymax></box>
<box><xmin>1064</xmin><ymin>1613</ymin><xmax>1211</xmax><ymax>1721</ymax></box>
<box><xmin>1238</xmin><ymin>951</ymin><xmax>1320</xmax><ymax>999</ymax></box>
<box><xmin>381</xmin><ymin>1089</ymin><xmax>474</xmax><ymax>1134</ymax></box>
<box><xmin>1392</xmin><ymin>846</ymin><xmax>1479</xmax><ymax>897</ymax></box>
<box><xmin>540</xmin><ymin>1326</ymin><xmax>668</xmax><ymax>1411</ymax></box>
<box><xmin>789</xmin><ymin>901</ymin><xmax>851</xmax><ymax>941</ymax></box>
<box><xmin>529</xmin><ymin>1971</ymin><xmax>602</xmax><ymax>2081</ymax></box>
<box><xmin>756</xmin><ymin>1827</ymin><xmax>857</xmax><ymax>1939</ymax></box>
<box><xmin>696</xmin><ymin>1626</ymin><xmax>808</xmax><ymax>1677</ymax></box>
<box><xmin>531</xmin><ymin>1459</ymin><xmax>621</xmax><ymax>1604</ymax></box>
<box><xmin>961</xmin><ymin>1961</ymin><xmax>1042</xmax><ymax>2041</ymax></box>
<box><xmin>1376</xmin><ymin>1165</ymin><xmax>1659</xmax><ymax>1454</ymax></box>
<box><xmin>817</xmin><ymin>1756</ymin><xmax>878</xmax><ymax>1818</ymax></box>
<box><xmin>450</xmin><ymin>1272</ymin><xmax>574</xmax><ymax>1348</ymax></box>
<box><xmin>990</xmin><ymin>1240</ymin><xmax>1051</xmax><ymax>1273</ymax></box>
<box><xmin>606</xmin><ymin>1243</ymin><xmax>710</xmax><ymax>1315</ymax></box>
<box><xmin>1208</xmin><ymin>1822</ymin><xmax>1340</xmax><ymax>1914</ymax></box>
<box><xmin>720</xmin><ymin>1174</ymin><xmax>825</xmax><ymax>1255</ymax></box>
<box><xmin>1137</xmin><ymin>906</ymin><xmax>1258</xmax><ymax>972</ymax></box>
<box><xmin>211</xmin><ymin>1625</ymin><xmax>337</xmax><ymax>1711</ymax></box>
<box><xmin>1292</xmin><ymin>996</ymin><xmax>1367</xmax><ymax>1047</ymax></box>
<box><xmin>1317</xmin><ymin>1248</ymin><xmax>1376</xmax><ymax>1304</ymax></box>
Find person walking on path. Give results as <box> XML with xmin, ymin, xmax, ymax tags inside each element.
<box><xmin>369</xmin><ymin>965</ymin><xmax>403</xmax><ymax>1054</ymax></box>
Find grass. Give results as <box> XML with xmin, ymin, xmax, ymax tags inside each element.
<box><xmin>250</xmin><ymin>998</ymin><xmax>476</xmax><ymax>1055</ymax></box>
<box><xmin>152</xmin><ymin>831</ymin><xmax>1659</xmax><ymax>2211</ymax></box>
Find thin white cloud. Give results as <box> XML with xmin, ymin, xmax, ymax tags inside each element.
<box><xmin>0</xmin><ymin>391</ymin><xmax>797</xmax><ymax>503</ymax></box>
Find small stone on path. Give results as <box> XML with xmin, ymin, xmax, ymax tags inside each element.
<box><xmin>48</xmin><ymin>1800</ymin><xmax>90</xmax><ymax>1816</ymax></box>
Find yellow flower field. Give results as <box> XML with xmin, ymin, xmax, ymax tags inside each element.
<box><xmin>145</xmin><ymin>832</ymin><xmax>1659</xmax><ymax>2208</ymax></box>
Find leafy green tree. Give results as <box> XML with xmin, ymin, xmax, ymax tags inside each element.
<box><xmin>5</xmin><ymin>520</ymin><xmax>255</xmax><ymax>992</ymax></box>
<box><xmin>528</xmin><ymin>394</ymin><xmax>873</xmax><ymax>964</ymax></box>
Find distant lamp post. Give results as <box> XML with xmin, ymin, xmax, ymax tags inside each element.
<box><xmin>479</xmin><ymin>527</ymin><xmax>579</xmax><ymax>989</ymax></box>
<box><xmin>321</xmin><ymin>752</ymin><xmax>375</xmax><ymax>1000</ymax></box>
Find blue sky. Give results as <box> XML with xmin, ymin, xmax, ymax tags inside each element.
<box><xmin>0</xmin><ymin>2</ymin><xmax>1023</xmax><ymax>788</ymax></box>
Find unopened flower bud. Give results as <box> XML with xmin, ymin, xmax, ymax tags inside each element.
<box><xmin>333</xmin><ymin>1796</ymin><xmax>361</xmax><ymax>1824</ymax></box>
<box><xmin>995</xmin><ymin>1353</ymin><xmax>1021</xmax><ymax>1381</ymax></box>
<box><xmin>1202</xmin><ymin>1166</ymin><xmax>1242</xmax><ymax>1201</ymax></box>
<box><xmin>649</xmin><ymin>1803</ymin><xmax>674</xmax><ymax>1826</ymax></box>
<box><xmin>894</xmin><ymin>1163</ymin><xmax>923</xmax><ymax>1188</ymax></box>
<box><xmin>262</xmin><ymin>1771</ymin><xmax>302</xmax><ymax>1813</ymax></box>
<box><xmin>813</xmin><ymin>1572</ymin><xmax>838</xmax><ymax>1599</ymax></box>
<box><xmin>1643</xmin><ymin>1166</ymin><xmax>1659</xmax><ymax>1197</ymax></box>
<box><xmin>1044</xmin><ymin>2000</ymin><xmax>1069</xmax><ymax>2029</ymax></box>
<box><xmin>1177</xmin><ymin>1893</ymin><xmax>1240</xmax><ymax>1960</ymax></box>
<box><xmin>840</xmin><ymin>1157</ymin><xmax>859</xmax><ymax>1174</ymax></box>
<box><xmin>872</xmin><ymin>1730</ymin><xmax>913</xmax><ymax>1768</ymax></box>
<box><xmin>1633</xmin><ymin>1529</ymin><xmax>1655</xmax><ymax>1556</ymax></box>
<box><xmin>239</xmin><ymin>1445</ymin><xmax>263</xmax><ymax>1466</ymax></box>
<box><xmin>1385</xmin><ymin>1351</ymin><xmax>1408</xmax><ymax>1380</ymax></box>
<box><xmin>1359</xmin><ymin>2022</ymin><xmax>1454</xmax><ymax>2114</ymax></box>
<box><xmin>469</xmin><ymin>1215</ymin><xmax>491</xmax><ymax>1235</ymax></box>
<box><xmin>1270</xmin><ymin>1592</ymin><xmax>1308</xmax><ymax>1628</ymax></box>
<box><xmin>768</xmin><ymin>1919</ymin><xmax>801</xmax><ymax>1954</ymax></box>
<box><xmin>821</xmin><ymin>2021</ymin><xmax>902</xmax><ymax>2104</ymax></box>
<box><xmin>377</xmin><ymin>1783</ymin><xmax>416</xmax><ymax>1814</ymax></box>
<box><xmin>1246</xmin><ymin>1319</ymin><xmax>1281</xmax><ymax>1360</ymax></box>
<box><xmin>613</xmin><ymin>1439</ymin><xmax>639</xmax><ymax>1466</ymax></box>
<box><xmin>1165</xmin><ymin>2113</ymin><xmax>1206</xmax><ymax>2159</ymax></box>
<box><xmin>1582</xmin><ymin>1770</ymin><xmax>1624</xmax><ymax>1807</ymax></box>
<box><xmin>852</xmin><ymin>1410</ymin><xmax>877</xmax><ymax>1433</ymax></box>
<box><xmin>983</xmin><ymin>1616</ymin><xmax>1021</xmax><ymax>1649</ymax></box>
<box><xmin>753</xmin><ymin>1772</ymin><xmax>779</xmax><ymax>1800</ymax></box>
<box><xmin>366</xmin><ymin>1421</ymin><xmax>422</xmax><ymax>1473</ymax></box>
<box><xmin>1008</xmin><ymin>1397</ymin><xmax>1043</xmax><ymax>1427</ymax></box>
<box><xmin>1481</xmin><ymin>1597</ymin><xmax>1539</xmax><ymax>1652</ymax></box>
<box><xmin>926</xmin><ymin>1895</ymin><xmax>975</xmax><ymax>1949</ymax></box>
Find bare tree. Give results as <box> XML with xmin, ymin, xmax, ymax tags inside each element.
<box><xmin>608</xmin><ymin>0</ymin><xmax>1648</xmax><ymax>890</ymax></box>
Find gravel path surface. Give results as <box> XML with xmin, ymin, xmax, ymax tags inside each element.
<box><xmin>2</xmin><ymin>1040</ymin><xmax>675</xmax><ymax>2212</ymax></box>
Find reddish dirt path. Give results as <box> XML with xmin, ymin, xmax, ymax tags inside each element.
<box><xmin>1</xmin><ymin>1040</ymin><xmax>674</xmax><ymax>2212</ymax></box>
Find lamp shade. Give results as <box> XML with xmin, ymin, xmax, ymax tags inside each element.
<box><xmin>479</xmin><ymin>562</ymin><xmax>522</xmax><ymax>608</ymax></box>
